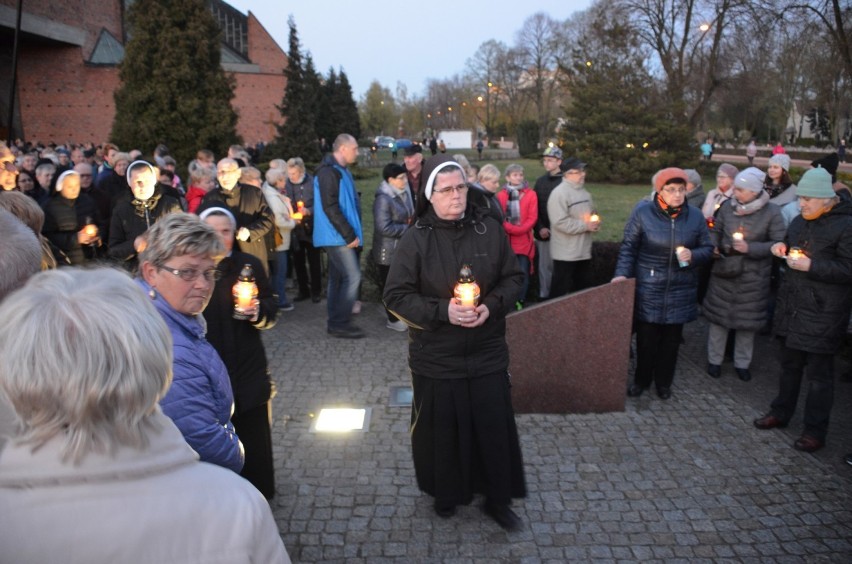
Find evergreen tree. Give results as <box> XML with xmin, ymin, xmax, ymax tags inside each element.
<box><xmin>559</xmin><ymin>13</ymin><xmax>692</xmax><ymax>183</ymax></box>
<box><xmin>110</xmin><ymin>0</ymin><xmax>239</xmax><ymax>166</ymax></box>
<box><xmin>313</xmin><ymin>66</ymin><xmax>337</xmax><ymax>146</ymax></box>
<box><xmin>334</xmin><ymin>71</ymin><xmax>361</xmax><ymax>140</ymax></box>
<box><xmin>267</xmin><ymin>17</ymin><xmax>320</xmax><ymax>163</ymax></box>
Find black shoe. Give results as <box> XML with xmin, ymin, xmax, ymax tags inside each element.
<box><xmin>327</xmin><ymin>326</ymin><xmax>364</xmax><ymax>339</ymax></box>
<box><xmin>293</xmin><ymin>293</ymin><xmax>310</xmax><ymax>302</ymax></box>
<box><xmin>482</xmin><ymin>502</ymin><xmax>522</xmax><ymax>532</ymax></box>
<box><xmin>656</xmin><ymin>386</ymin><xmax>671</xmax><ymax>400</ymax></box>
<box><xmin>434</xmin><ymin>502</ymin><xmax>456</xmax><ymax>518</ymax></box>
<box><xmin>627</xmin><ymin>384</ymin><xmax>647</xmax><ymax>397</ymax></box>
<box><xmin>753</xmin><ymin>414</ymin><xmax>787</xmax><ymax>430</ymax></box>
<box><xmin>707</xmin><ymin>363</ymin><xmax>721</xmax><ymax>378</ymax></box>
<box><xmin>735</xmin><ymin>368</ymin><xmax>752</xmax><ymax>382</ymax></box>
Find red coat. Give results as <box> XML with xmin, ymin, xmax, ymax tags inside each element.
<box><xmin>497</xmin><ymin>186</ymin><xmax>538</xmax><ymax>262</ymax></box>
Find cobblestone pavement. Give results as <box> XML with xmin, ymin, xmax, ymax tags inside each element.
<box><xmin>263</xmin><ymin>299</ymin><xmax>852</xmax><ymax>563</ymax></box>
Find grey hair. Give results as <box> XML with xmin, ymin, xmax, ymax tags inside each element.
<box><xmin>189</xmin><ymin>164</ymin><xmax>215</xmax><ymax>184</ymax></box>
<box><xmin>452</xmin><ymin>154</ymin><xmax>470</xmax><ymax>169</ymax></box>
<box><xmin>0</xmin><ymin>209</ymin><xmax>41</xmax><ymax>302</ymax></box>
<box><xmin>35</xmin><ymin>162</ymin><xmax>56</xmax><ymax>176</ymax></box>
<box><xmin>333</xmin><ymin>134</ymin><xmax>357</xmax><ymax>152</ymax></box>
<box><xmin>477</xmin><ymin>164</ymin><xmax>501</xmax><ymax>184</ymax></box>
<box><xmin>239</xmin><ymin>166</ymin><xmax>262</xmax><ymax>186</ymax></box>
<box><xmin>269</xmin><ymin>159</ymin><xmax>287</xmax><ymax>170</ymax></box>
<box><xmin>504</xmin><ymin>163</ymin><xmax>523</xmax><ymax>177</ymax></box>
<box><xmin>287</xmin><ymin>157</ymin><xmax>305</xmax><ymax>174</ymax></box>
<box><xmin>138</xmin><ymin>212</ymin><xmax>225</xmax><ymax>269</ymax></box>
<box><xmin>0</xmin><ymin>267</ymin><xmax>173</xmax><ymax>463</ymax></box>
<box><xmin>265</xmin><ymin>167</ymin><xmax>287</xmax><ymax>186</ymax></box>
<box><xmin>112</xmin><ymin>152</ymin><xmax>131</xmax><ymax>165</ymax></box>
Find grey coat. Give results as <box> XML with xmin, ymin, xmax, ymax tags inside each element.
<box><xmin>371</xmin><ymin>181</ymin><xmax>414</xmax><ymax>266</ymax></box>
<box><xmin>703</xmin><ymin>197</ymin><xmax>786</xmax><ymax>331</ymax></box>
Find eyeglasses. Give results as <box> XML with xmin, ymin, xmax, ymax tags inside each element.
<box><xmin>565</xmin><ymin>169</ymin><xmax>585</xmax><ymax>175</ymax></box>
<box><xmin>661</xmin><ymin>186</ymin><xmax>688</xmax><ymax>194</ymax></box>
<box><xmin>432</xmin><ymin>183</ymin><xmax>468</xmax><ymax>195</ymax></box>
<box><xmin>158</xmin><ymin>264</ymin><xmax>222</xmax><ymax>282</ymax></box>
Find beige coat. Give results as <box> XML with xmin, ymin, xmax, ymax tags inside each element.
<box><xmin>0</xmin><ymin>409</ymin><xmax>290</xmax><ymax>564</ymax></box>
<box><xmin>547</xmin><ymin>180</ymin><xmax>595</xmax><ymax>262</ymax></box>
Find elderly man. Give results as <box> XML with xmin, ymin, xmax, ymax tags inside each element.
<box><xmin>403</xmin><ymin>144</ymin><xmax>425</xmax><ymax>203</ymax></box>
<box><xmin>313</xmin><ymin>134</ymin><xmax>364</xmax><ymax>338</ymax></box>
<box><xmin>198</xmin><ymin>158</ymin><xmax>273</xmax><ymax>273</ymax></box>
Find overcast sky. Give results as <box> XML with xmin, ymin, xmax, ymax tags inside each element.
<box><xmin>226</xmin><ymin>0</ymin><xmax>594</xmax><ymax>100</ymax></box>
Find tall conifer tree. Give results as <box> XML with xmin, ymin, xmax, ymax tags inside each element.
<box><xmin>110</xmin><ymin>0</ymin><xmax>239</xmax><ymax>166</ymax></box>
<box><xmin>267</xmin><ymin>17</ymin><xmax>320</xmax><ymax>163</ymax></box>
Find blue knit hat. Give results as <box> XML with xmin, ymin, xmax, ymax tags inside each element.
<box><xmin>796</xmin><ymin>167</ymin><xmax>834</xmax><ymax>198</ymax></box>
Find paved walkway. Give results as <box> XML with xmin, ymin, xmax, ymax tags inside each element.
<box><xmin>264</xmin><ymin>299</ymin><xmax>852</xmax><ymax>563</ymax></box>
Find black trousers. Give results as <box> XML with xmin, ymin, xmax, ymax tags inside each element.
<box><xmin>770</xmin><ymin>345</ymin><xmax>835</xmax><ymax>441</ymax></box>
<box><xmin>634</xmin><ymin>321</ymin><xmax>684</xmax><ymax>390</ymax></box>
<box><xmin>291</xmin><ymin>241</ymin><xmax>322</xmax><ymax>298</ymax></box>
<box><xmin>376</xmin><ymin>264</ymin><xmax>397</xmax><ymax>322</ymax></box>
<box><xmin>550</xmin><ymin>259</ymin><xmax>591</xmax><ymax>299</ymax></box>
<box><xmin>232</xmin><ymin>401</ymin><xmax>275</xmax><ymax>499</ymax></box>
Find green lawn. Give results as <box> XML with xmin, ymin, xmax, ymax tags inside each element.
<box><xmin>352</xmin><ymin>157</ymin><xmax>677</xmax><ymax>301</ymax></box>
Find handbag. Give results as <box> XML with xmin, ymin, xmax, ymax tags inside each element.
<box><xmin>711</xmin><ymin>254</ymin><xmax>744</xmax><ymax>278</ymax></box>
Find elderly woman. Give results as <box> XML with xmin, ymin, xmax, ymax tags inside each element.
<box><xmin>383</xmin><ymin>154</ymin><xmax>526</xmax><ymax>531</ymax></box>
<box><xmin>703</xmin><ymin>167</ymin><xmax>786</xmax><ymax>381</ymax></box>
<box><xmin>42</xmin><ymin>170</ymin><xmax>101</xmax><ymax>265</ymax></box>
<box><xmin>138</xmin><ymin>212</ymin><xmax>244</xmax><ymax>472</ymax></box>
<box><xmin>702</xmin><ymin>163</ymin><xmax>738</xmax><ymax>219</ymax></box>
<box><xmin>754</xmin><ymin>167</ymin><xmax>852</xmax><ymax>453</ymax></box>
<box><xmin>466</xmin><ymin>163</ymin><xmax>503</xmax><ymax>222</ymax></box>
<box><xmin>0</xmin><ymin>267</ymin><xmax>290</xmax><ymax>563</ymax></box>
<box><xmin>109</xmin><ymin>160</ymin><xmax>181</xmax><ymax>269</ymax></box>
<box><xmin>373</xmin><ymin>163</ymin><xmax>415</xmax><ymax>331</ymax></box>
<box><xmin>613</xmin><ymin>168</ymin><xmax>713</xmax><ymax>399</ymax></box>
<box><xmin>284</xmin><ymin>157</ymin><xmax>322</xmax><ymax>302</ymax></box>
<box><xmin>261</xmin><ymin>167</ymin><xmax>297</xmax><ymax>310</ymax></box>
<box><xmin>200</xmin><ymin>207</ymin><xmax>279</xmax><ymax>498</ymax></box>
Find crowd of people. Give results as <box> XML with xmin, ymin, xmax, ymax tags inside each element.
<box><xmin>1</xmin><ymin>133</ymin><xmax>851</xmax><ymax>551</ymax></box>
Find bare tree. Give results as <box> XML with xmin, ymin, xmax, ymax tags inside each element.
<box><xmin>465</xmin><ymin>40</ymin><xmax>506</xmax><ymax>136</ymax></box>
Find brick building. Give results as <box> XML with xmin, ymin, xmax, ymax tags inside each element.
<box><xmin>0</xmin><ymin>0</ymin><xmax>287</xmax><ymax>146</ymax></box>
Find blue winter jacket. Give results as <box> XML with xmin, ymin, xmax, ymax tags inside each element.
<box><xmin>614</xmin><ymin>199</ymin><xmax>713</xmax><ymax>324</ymax></box>
<box><xmin>137</xmin><ymin>279</ymin><xmax>244</xmax><ymax>473</ymax></box>
<box><xmin>312</xmin><ymin>154</ymin><xmax>363</xmax><ymax>247</ymax></box>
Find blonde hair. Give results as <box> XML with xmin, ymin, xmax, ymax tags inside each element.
<box><xmin>477</xmin><ymin>164</ymin><xmax>500</xmax><ymax>184</ymax></box>
<box><xmin>0</xmin><ymin>267</ymin><xmax>173</xmax><ymax>463</ymax></box>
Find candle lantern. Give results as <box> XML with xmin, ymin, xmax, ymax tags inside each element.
<box><xmin>232</xmin><ymin>264</ymin><xmax>258</xmax><ymax>320</ymax></box>
<box><xmin>291</xmin><ymin>200</ymin><xmax>305</xmax><ymax>220</ymax></box>
<box><xmin>788</xmin><ymin>247</ymin><xmax>804</xmax><ymax>261</ymax></box>
<box><xmin>675</xmin><ymin>246</ymin><xmax>689</xmax><ymax>268</ymax></box>
<box><xmin>706</xmin><ymin>216</ymin><xmax>715</xmax><ymax>229</ymax></box>
<box><xmin>453</xmin><ymin>264</ymin><xmax>480</xmax><ymax>307</ymax></box>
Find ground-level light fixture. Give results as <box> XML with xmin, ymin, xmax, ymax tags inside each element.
<box><xmin>309</xmin><ymin>407</ymin><xmax>372</xmax><ymax>433</ymax></box>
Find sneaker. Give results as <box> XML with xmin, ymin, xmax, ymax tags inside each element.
<box><xmin>277</xmin><ymin>303</ymin><xmax>294</xmax><ymax>312</ymax></box>
<box><xmin>352</xmin><ymin>300</ymin><xmax>362</xmax><ymax>314</ymax></box>
<box><xmin>386</xmin><ymin>319</ymin><xmax>407</xmax><ymax>332</ymax></box>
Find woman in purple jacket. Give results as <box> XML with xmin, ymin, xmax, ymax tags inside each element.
<box><xmin>137</xmin><ymin>212</ymin><xmax>244</xmax><ymax>473</ymax></box>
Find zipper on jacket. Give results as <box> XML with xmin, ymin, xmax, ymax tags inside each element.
<box><xmin>663</xmin><ymin>217</ymin><xmax>676</xmax><ymax>319</ymax></box>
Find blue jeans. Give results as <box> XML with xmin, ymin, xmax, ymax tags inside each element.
<box><xmin>273</xmin><ymin>250</ymin><xmax>291</xmax><ymax>306</ymax></box>
<box><xmin>325</xmin><ymin>245</ymin><xmax>361</xmax><ymax>330</ymax></box>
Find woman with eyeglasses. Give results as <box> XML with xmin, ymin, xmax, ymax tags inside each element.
<box><xmin>138</xmin><ymin>212</ymin><xmax>245</xmax><ymax>473</ymax></box>
<box><xmin>200</xmin><ymin>207</ymin><xmax>279</xmax><ymax>499</ymax></box>
<box><xmin>613</xmin><ymin>168</ymin><xmax>713</xmax><ymax>400</ymax></box>
<box><xmin>383</xmin><ymin>155</ymin><xmax>526</xmax><ymax>531</ymax></box>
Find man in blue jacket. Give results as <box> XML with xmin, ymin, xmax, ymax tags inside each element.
<box><xmin>313</xmin><ymin>134</ymin><xmax>364</xmax><ymax>338</ymax></box>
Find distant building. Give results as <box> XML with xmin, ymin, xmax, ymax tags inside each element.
<box><xmin>0</xmin><ymin>0</ymin><xmax>287</xmax><ymax>146</ymax></box>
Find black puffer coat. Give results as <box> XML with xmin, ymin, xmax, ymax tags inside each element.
<box><xmin>703</xmin><ymin>198</ymin><xmax>786</xmax><ymax>331</ymax></box>
<box><xmin>773</xmin><ymin>199</ymin><xmax>852</xmax><ymax>353</ymax></box>
<box><xmin>42</xmin><ymin>193</ymin><xmax>101</xmax><ymax>265</ymax></box>
<box><xmin>383</xmin><ymin>204</ymin><xmax>522</xmax><ymax>379</ymax></box>
<box><xmin>203</xmin><ymin>250</ymin><xmax>277</xmax><ymax>414</ymax></box>
<box><xmin>108</xmin><ymin>188</ymin><xmax>182</xmax><ymax>264</ymax></box>
<box><xmin>614</xmin><ymin>198</ymin><xmax>713</xmax><ymax>325</ymax></box>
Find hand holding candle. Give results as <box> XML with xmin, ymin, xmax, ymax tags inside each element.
<box><xmin>731</xmin><ymin>229</ymin><xmax>748</xmax><ymax>253</ymax></box>
<box><xmin>785</xmin><ymin>247</ymin><xmax>811</xmax><ymax>271</ymax></box>
<box><xmin>291</xmin><ymin>200</ymin><xmax>305</xmax><ymax>220</ymax></box>
<box><xmin>675</xmin><ymin>246</ymin><xmax>690</xmax><ymax>267</ymax></box>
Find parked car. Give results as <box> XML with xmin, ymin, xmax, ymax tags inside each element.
<box><xmin>394</xmin><ymin>138</ymin><xmax>414</xmax><ymax>149</ymax></box>
<box><xmin>374</xmin><ymin>136</ymin><xmax>395</xmax><ymax>149</ymax></box>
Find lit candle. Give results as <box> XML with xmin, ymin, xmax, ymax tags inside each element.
<box><xmin>291</xmin><ymin>200</ymin><xmax>305</xmax><ymax>220</ymax></box>
<box><xmin>732</xmin><ymin>231</ymin><xmax>744</xmax><ymax>241</ymax></box>
<box><xmin>675</xmin><ymin>246</ymin><xmax>689</xmax><ymax>268</ymax></box>
<box><xmin>84</xmin><ymin>224</ymin><xmax>98</xmax><ymax>237</ymax></box>
<box><xmin>453</xmin><ymin>264</ymin><xmax>480</xmax><ymax>307</ymax></box>
<box><xmin>590</xmin><ymin>213</ymin><xmax>600</xmax><ymax>223</ymax></box>
<box><xmin>232</xmin><ymin>264</ymin><xmax>258</xmax><ymax>319</ymax></box>
<box><xmin>788</xmin><ymin>247</ymin><xmax>804</xmax><ymax>260</ymax></box>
